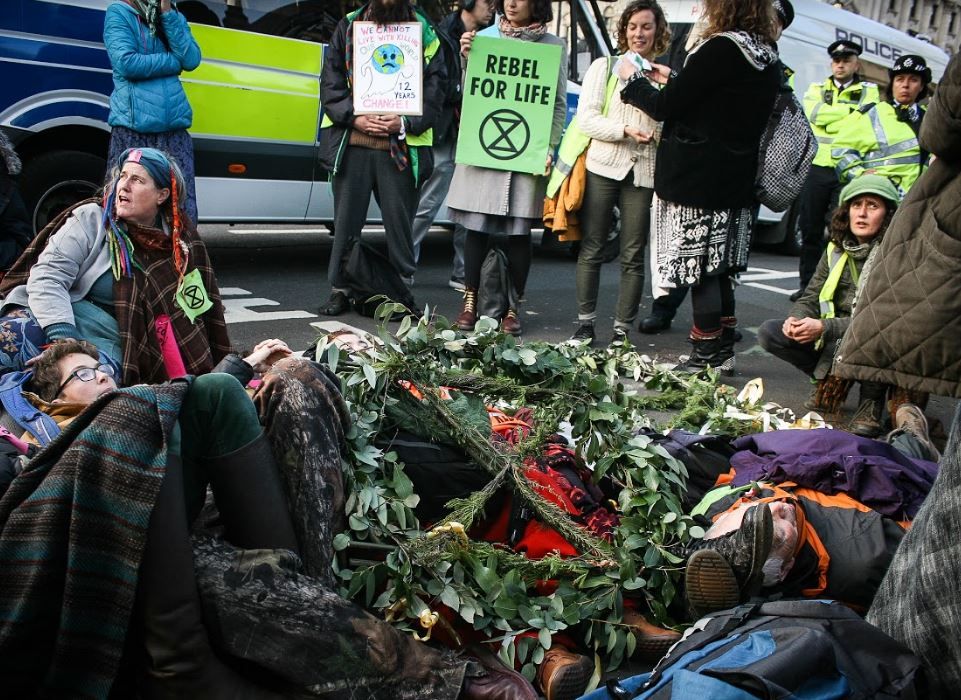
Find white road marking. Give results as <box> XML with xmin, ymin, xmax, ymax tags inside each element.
<box><xmin>740</xmin><ymin>267</ymin><xmax>798</xmax><ymax>295</ymax></box>
<box><xmin>220</xmin><ymin>288</ymin><xmax>317</xmax><ymax>324</ymax></box>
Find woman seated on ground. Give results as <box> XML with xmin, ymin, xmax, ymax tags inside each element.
<box><xmin>0</xmin><ymin>147</ymin><xmax>229</xmax><ymax>384</ymax></box>
<box><xmin>756</xmin><ymin>174</ymin><xmax>899</xmax><ymax>436</ymax></box>
<box><xmin>0</xmin><ymin>339</ymin><xmax>533</xmax><ymax>699</ymax></box>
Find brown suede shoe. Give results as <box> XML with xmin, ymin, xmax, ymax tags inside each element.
<box><xmin>459</xmin><ymin>658</ymin><xmax>538</xmax><ymax>700</ymax></box>
<box><xmin>535</xmin><ymin>648</ymin><xmax>593</xmax><ymax>700</ymax></box>
<box><xmin>621</xmin><ymin>609</ymin><xmax>682</xmax><ymax>661</ymax></box>
<box><xmin>500</xmin><ymin>309</ymin><xmax>522</xmax><ymax>336</ymax></box>
<box><xmin>456</xmin><ymin>289</ymin><xmax>478</xmax><ymax>331</ymax></box>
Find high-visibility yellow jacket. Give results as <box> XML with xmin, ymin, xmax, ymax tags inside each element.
<box><xmin>802</xmin><ymin>77</ymin><xmax>880</xmax><ymax>167</ymax></box>
<box><xmin>831</xmin><ymin>101</ymin><xmax>927</xmax><ymax>193</ymax></box>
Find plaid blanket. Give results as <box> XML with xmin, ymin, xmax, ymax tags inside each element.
<box><xmin>113</xmin><ymin>224</ymin><xmax>231</xmax><ymax>385</ymax></box>
<box><xmin>0</xmin><ymin>382</ymin><xmax>188</xmax><ymax>698</ymax></box>
<box><xmin>867</xmin><ymin>403</ymin><xmax>961</xmax><ymax>696</ymax></box>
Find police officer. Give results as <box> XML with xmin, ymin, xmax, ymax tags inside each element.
<box><xmin>832</xmin><ymin>54</ymin><xmax>931</xmax><ymax>195</ymax></box>
<box><xmin>790</xmin><ymin>40</ymin><xmax>879</xmax><ymax>301</ymax></box>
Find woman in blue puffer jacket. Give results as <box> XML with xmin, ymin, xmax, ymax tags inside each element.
<box><xmin>104</xmin><ymin>0</ymin><xmax>201</xmax><ymax>223</ymax></box>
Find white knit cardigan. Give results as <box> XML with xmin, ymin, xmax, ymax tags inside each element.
<box><xmin>576</xmin><ymin>56</ymin><xmax>660</xmax><ymax>188</ymax></box>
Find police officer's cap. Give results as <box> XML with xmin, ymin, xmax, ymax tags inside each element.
<box><xmin>773</xmin><ymin>0</ymin><xmax>794</xmax><ymax>30</ymax></box>
<box><xmin>827</xmin><ymin>40</ymin><xmax>862</xmax><ymax>58</ymax></box>
<box><xmin>889</xmin><ymin>54</ymin><xmax>932</xmax><ymax>85</ymax></box>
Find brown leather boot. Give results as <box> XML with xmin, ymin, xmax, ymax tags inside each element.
<box><xmin>621</xmin><ymin>609</ymin><xmax>682</xmax><ymax>661</ymax></box>
<box><xmin>500</xmin><ymin>308</ymin><xmax>522</xmax><ymax>336</ymax></box>
<box><xmin>535</xmin><ymin>648</ymin><xmax>593</xmax><ymax>700</ymax></box>
<box><xmin>459</xmin><ymin>658</ymin><xmax>538</xmax><ymax>700</ymax></box>
<box><xmin>456</xmin><ymin>289</ymin><xmax>478</xmax><ymax>331</ymax></box>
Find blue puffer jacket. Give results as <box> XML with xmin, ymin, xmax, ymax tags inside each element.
<box><xmin>104</xmin><ymin>3</ymin><xmax>201</xmax><ymax>134</ymax></box>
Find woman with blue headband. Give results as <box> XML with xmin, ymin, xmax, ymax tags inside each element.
<box><xmin>104</xmin><ymin>0</ymin><xmax>201</xmax><ymax>224</ymax></box>
<box><xmin>0</xmin><ymin>147</ymin><xmax>230</xmax><ymax>384</ymax></box>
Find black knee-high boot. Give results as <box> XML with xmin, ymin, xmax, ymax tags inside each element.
<box><xmin>205</xmin><ymin>433</ymin><xmax>300</xmax><ymax>552</ymax></box>
<box><xmin>136</xmin><ymin>455</ymin><xmax>281</xmax><ymax>699</ymax></box>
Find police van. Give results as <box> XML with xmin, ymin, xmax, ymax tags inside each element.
<box><xmin>659</xmin><ymin>0</ymin><xmax>949</xmax><ymax>253</ymax></box>
<box><xmin>0</xmin><ymin>0</ymin><xmax>612</xmax><ymax>232</ymax></box>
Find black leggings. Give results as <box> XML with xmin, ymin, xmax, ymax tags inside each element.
<box><xmin>690</xmin><ymin>273</ymin><xmax>736</xmax><ymax>334</ymax></box>
<box><xmin>463</xmin><ymin>231</ymin><xmax>532</xmax><ymax>298</ymax></box>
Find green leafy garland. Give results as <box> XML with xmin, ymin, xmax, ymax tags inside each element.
<box><xmin>321</xmin><ymin>305</ymin><xmax>769</xmax><ymax>679</ymax></box>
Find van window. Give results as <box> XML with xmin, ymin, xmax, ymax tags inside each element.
<box><xmin>177</xmin><ymin>0</ymin><xmax>346</xmax><ymax>43</ymax></box>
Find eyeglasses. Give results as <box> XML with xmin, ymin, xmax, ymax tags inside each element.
<box><xmin>57</xmin><ymin>363</ymin><xmax>117</xmax><ymax>396</ymax></box>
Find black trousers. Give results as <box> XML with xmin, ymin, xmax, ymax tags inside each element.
<box><xmin>329</xmin><ymin>146</ymin><xmax>417</xmax><ymax>292</ymax></box>
<box><xmin>757</xmin><ymin>318</ymin><xmax>821</xmax><ymax>376</ymax></box>
<box><xmin>797</xmin><ymin>165</ymin><xmax>843</xmax><ymax>291</ymax></box>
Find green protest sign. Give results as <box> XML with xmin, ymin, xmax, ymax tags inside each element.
<box><xmin>456</xmin><ymin>35</ymin><xmax>562</xmax><ymax>174</ymax></box>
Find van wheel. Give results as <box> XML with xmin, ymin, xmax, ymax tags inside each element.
<box><xmin>19</xmin><ymin>150</ymin><xmax>106</xmax><ymax>234</ymax></box>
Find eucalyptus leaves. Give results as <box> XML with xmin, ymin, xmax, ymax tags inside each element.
<box><xmin>319</xmin><ymin>305</ymin><xmax>764</xmax><ymax>679</ymax></box>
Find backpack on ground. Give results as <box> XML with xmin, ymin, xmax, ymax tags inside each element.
<box><xmin>476</xmin><ymin>246</ymin><xmax>516</xmax><ymax>320</ymax></box>
<box><xmin>342</xmin><ymin>240</ymin><xmax>416</xmax><ymax>318</ymax></box>
<box><xmin>379</xmin><ymin>431</ymin><xmax>492</xmax><ymax>524</ymax></box>
<box><xmin>591</xmin><ymin>599</ymin><xmax>921</xmax><ymax>700</ymax></box>
<box><xmin>755</xmin><ymin>88</ymin><xmax>817</xmax><ymax>212</ymax></box>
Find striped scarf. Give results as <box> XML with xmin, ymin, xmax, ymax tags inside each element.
<box><xmin>0</xmin><ymin>382</ymin><xmax>189</xmax><ymax>698</ymax></box>
<box><xmin>123</xmin><ymin>0</ymin><xmax>163</xmax><ymax>36</ymax></box>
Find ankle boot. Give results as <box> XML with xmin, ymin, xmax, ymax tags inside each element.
<box><xmin>206</xmin><ymin>434</ymin><xmax>299</xmax><ymax>552</ymax></box>
<box><xmin>500</xmin><ymin>308</ymin><xmax>522</xmax><ymax>336</ymax></box>
<box><xmin>719</xmin><ymin>325</ymin><xmax>737</xmax><ymax>376</ymax></box>
<box><xmin>849</xmin><ymin>382</ymin><xmax>887</xmax><ymax>438</ymax></box>
<box><xmin>137</xmin><ymin>456</ymin><xmax>281</xmax><ymax>699</ymax></box>
<box><xmin>685</xmin><ymin>504</ymin><xmax>773</xmax><ymax>617</ymax></box>
<box><xmin>456</xmin><ymin>289</ymin><xmax>478</xmax><ymax>331</ymax></box>
<box><xmin>675</xmin><ymin>335</ymin><xmax>734</xmax><ymax>375</ymax></box>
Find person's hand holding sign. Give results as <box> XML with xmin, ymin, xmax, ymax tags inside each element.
<box><xmin>353</xmin><ymin>115</ymin><xmax>382</xmax><ymax>136</ymax></box>
<box><xmin>460</xmin><ymin>31</ymin><xmax>476</xmax><ymax>58</ymax></box>
<box><xmin>544</xmin><ymin>153</ymin><xmax>553</xmax><ymax>176</ymax></box>
<box><xmin>373</xmin><ymin>115</ymin><xmax>403</xmax><ymax>134</ymax></box>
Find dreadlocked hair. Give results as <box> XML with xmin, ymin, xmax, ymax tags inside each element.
<box><xmin>813</xmin><ymin>374</ymin><xmax>853</xmax><ymax>415</ymax></box>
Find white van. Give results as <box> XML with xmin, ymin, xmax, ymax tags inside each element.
<box><xmin>658</xmin><ymin>0</ymin><xmax>949</xmax><ymax>253</ymax></box>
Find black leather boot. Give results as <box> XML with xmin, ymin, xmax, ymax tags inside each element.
<box><xmin>205</xmin><ymin>434</ymin><xmax>300</xmax><ymax>552</ymax></box>
<box><xmin>675</xmin><ymin>336</ymin><xmax>735</xmax><ymax>376</ymax></box>
<box><xmin>137</xmin><ymin>456</ymin><xmax>282</xmax><ymax>699</ymax></box>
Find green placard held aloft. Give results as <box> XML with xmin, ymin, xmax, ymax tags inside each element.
<box><xmin>456</xmin><ymin>34</ymin><xmax>562</xmax><ymax>175</ymax></box>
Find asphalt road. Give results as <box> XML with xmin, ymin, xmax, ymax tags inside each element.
<box><xmin>201</xmin><ymin>223</ymin><xmax>957</xmax><ymax>439</ymax></box>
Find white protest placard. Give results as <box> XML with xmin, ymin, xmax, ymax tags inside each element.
<box><xmin>352</xmin><ymin>21</ymin><xmax>423</xmax><ymax>115</ymax></box>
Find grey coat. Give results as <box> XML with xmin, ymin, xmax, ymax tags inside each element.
<box><xmin>446</xmin><ymin>31</ymin><xmax>567</xmax><ymax>223</ymax></box>
<box><xmin>834</xmin><ymin>52</ymin><xmax>961</xmax><ymax>398</ymax></box>
<box><xmin>1</xmin><ymin>202</ymin><xmax>111</xmax><ymax>330</ymax></box>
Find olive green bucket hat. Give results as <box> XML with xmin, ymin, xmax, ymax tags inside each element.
<box><xmin>839</xmin><ymin>174</ymin><xmax>901</xmax><ymax>206</ymax></box>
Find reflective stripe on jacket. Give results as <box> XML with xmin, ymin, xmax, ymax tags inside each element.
<box><xmin>803</xmin><ymin>77</ymin><xmax>879</xmax><ymax>167</ymax></box>
<box><xmin>831</xmin><ymin>101</ymin><xmax>927</xmax><ymax>193</ymax></box>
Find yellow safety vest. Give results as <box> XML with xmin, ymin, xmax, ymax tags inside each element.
<box><xmin>816</xmin><ymin>242</ymin><xmax>859</xmax><ymax>350</ymax></box>
<box><xmin>818</xmin><ymin>242</ymin><xmax>859</xmax><ymax>319</ymax></box>
<box><xmin>831</xmin><ymin>101</ymin><xmax>927</xmax><ymax>194</ymax></box>
<box><xmin>802</xmin><ymin>77</ymin><xmax>879</xmax><ymax>168</ymax></box>
<box><xmin>546</xmin><ymin>58</ymin><xmax>619</xmax><ymax>198</ymax></box>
